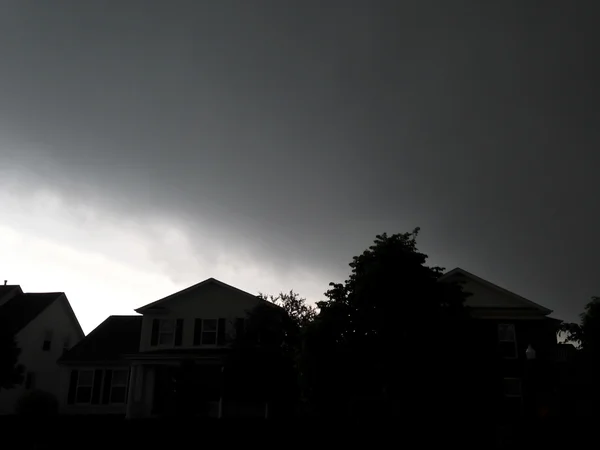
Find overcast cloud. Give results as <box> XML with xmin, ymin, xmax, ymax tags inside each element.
<box><xmin>0</xmin><ymin>1</ymin><xmax>598</xmax><ymax>332</ymax></box>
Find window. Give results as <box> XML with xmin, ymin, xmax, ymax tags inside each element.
<box><xmin>498</xmin><ymin>323</ymin><xmax>517</xmax><ymax>358</ymax></box>
<box><xmin>502</xmin><ymin>378</ymin><xmax>523</xmax><ymax>417</ymax></box>
<box><xmin>110</xmin><ymin>370</ymin><xmax>128</xmax><ymax>404</ymax></box>
<box><xmin>202</xmin><ymin>319</ymin><xmax>218</xmax><ymax>345</ymax></box>
<box><xmin>158</xmin><ymin>319</ymin><xmax>175</xmax><ymax>346</ymax></box>
<box><xmin>235</xmin><ymin>317</ymin><xmax>245</xmax><ymax>340</ymax></box>
<box><xmin>25</xmin><ymin>372</ymin><xmax>35</xmax><ymax>389</ymax></box>
<box><xmin>76</xmin><ymin>370</ymin><xmax>94</xmax><ymax>404</ymax></box>
<box><xmin>63</xmin><ymin>336</ymin><xmax>71</xmax><ymax>352</ymax></box>
<box><xmin>42</xmin><ymin>330</ymin><xmax>52</xmax><ymax>351</ymax></box>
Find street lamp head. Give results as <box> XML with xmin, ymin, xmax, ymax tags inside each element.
<box><xmin>525</xmin><ymin>344</ymin><xmax>536</xmax><ymax>360</ymax></box>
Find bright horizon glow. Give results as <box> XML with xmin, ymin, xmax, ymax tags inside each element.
<box><xmin>0</xmin><ymin>180</ymin><xmax>330</xmax><ymax>334</ymax></box>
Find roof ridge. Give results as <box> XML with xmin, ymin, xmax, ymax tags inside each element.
<box><xmin>441</xmin><ymin>267</ymin><xmax>552</xmax><ymax>314</ymax></box>
<box><xmin>135</xmin><ymin>277</ymin><xmax>258</xmax><ymax>313</ymax></box>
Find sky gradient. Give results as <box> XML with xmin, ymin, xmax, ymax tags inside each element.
<box><xmin>0</xmin><ymin>1</ymin><xmax>598</xmax><ymax>333</ymax></box>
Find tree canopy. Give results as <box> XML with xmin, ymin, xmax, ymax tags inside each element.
<box><xmin>303</xmin><ymin>230</ymin><xmax>469</xmax><ymax>418</ymax></box>
<box><xmin>560</xmin><ymin>296</ymin><xmax>600</xmax><ymax>354</ymax></box>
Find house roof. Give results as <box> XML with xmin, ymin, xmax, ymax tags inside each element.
<box><xmin>439</xmin><ymin>267</ymin><xmax>553</xmax><ymax>315</ymax></box>
<box><xmin>59</xmin><ymin>315</ymin><xmax>142</xmax><ymax>364</ymax></box>
<box><xmin>135</xmin><ymin>277</ymin><xmax>260</xmax><ymax>313</ymax></box>
<box><xmin>0</xmin><ymin>292</ymin><xmax>65</xmax><ymax>334</ymax></box>
<box><xmin>0</xmin><ymin>285</ymin><xmax>22</xmax><ymax>299</ymax></box>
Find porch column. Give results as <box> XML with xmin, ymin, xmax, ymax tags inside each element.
<box><xmin>125</xmin><ymin>364</ymin><xmax>140</xmax><ymax>419</ymax></box>
<box><xmin>126</xmin><ymin>363</ymin><xmax>152</xmax><ymax>419</ymax></box>
<box><xmin>218</xmin><ymin>365</ymin><xmax>225</xmax><ymax>419</ymax></box>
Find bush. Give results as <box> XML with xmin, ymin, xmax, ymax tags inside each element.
<box><xmin>14</xmin><ymin>389</ymin><xmax>59</xmax><ymax>417</ymax></box>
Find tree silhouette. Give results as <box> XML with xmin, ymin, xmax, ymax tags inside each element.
<box><xmin>303</xmin><ymin>229</ymin><xmax>470</xmax><ymax>420</ymax></box>
<box><xmin>558</xmin><ymin>296</ymin><xmax>600</xmax><ymax>416</ymax></box>
<box><xmin>559</xmin><ymin>296</ymin><xmax>600</xmax><ymax>352</ymax></box>
<box><xmin>224</xmin><ymin>291</ymin><xmax>314</xmax><ymax>417</ymax></box>
<box><xmin>0</xmin><ymin>315</ymin><xmax>24</xmax><ymax>392</ymax></box>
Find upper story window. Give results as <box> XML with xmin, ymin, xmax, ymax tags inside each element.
<box><xmin>63</xmin><ymin>335</ymin><xmax>71</xmax><ymax>352</ymax></box>
<box><xmin>25</xmin><ymin>372</ymin><xmax>35</xmax><ymax>390</ymax></box>
<box><xmin>202</xmin><ymin>319</ymin><xmax>218</xmax><ymax>345</ymax></box>
<box><xmin>498</xmin><ymin>323</ymin><xmax>517</xmax><ymax>358</ymax></box>
<box><xmin>158</xmin><ymin>319</ymin><xmax>175</xmax><ymax>346</ymax></box>
<box><xmin>42</xmin><ymin>330</ymin><xmax>53</xmax><ymax>351</ymax></box>
<box><xmin>193</xmin><ymin>318</ymin><xmax>226</xmax><ymax>346</ymax></box>
<box><xmin>151</xmin><ymin>318</ymin><xmax>183</xmax><ymax>347</ymax></box>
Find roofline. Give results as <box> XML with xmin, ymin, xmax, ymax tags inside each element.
<box><xmin>58</xmin><ymin>360</ymin><xmax>131</xmax><ymax>366</ymax></box>
<box><xmin>10</xmin><ymin>292</ymin><xmax>68</xmax><ymax>334</ymax></box>
<box><xmin>58</xmin><ymin>293</ymin><xmax>85</xmax><ymax>339</ymax></box>
<box><xmin>439</xmin><ymin>267</ymin><xmax>553</xmax><ymax>315</ymax></box>
<box><xmin>58</xmin><ymin>315</ymin><xmax>141</xmax><ymax>364</ymax></box>
<box><xmin>134</xmin><ymin>278</ymin><xmax>260</xmax><ymax>313</ymax></box>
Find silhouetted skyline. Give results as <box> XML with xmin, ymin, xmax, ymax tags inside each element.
<box><xmin>0</xmin><ymin>1</ymin><xmax>598</xmax><ymax>332</ymax></box>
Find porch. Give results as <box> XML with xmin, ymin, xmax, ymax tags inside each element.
<box><xmin>125</xmin><ymin>351</ymin><xmax>270</xmax><ymax>419</ymax></box>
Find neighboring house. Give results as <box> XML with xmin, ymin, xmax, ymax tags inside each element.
<box><xmin>0</xmin><ymin>284</ymin><xmax>85</xmax><ymax>414</ymax></box>
<box><xmin>59</xmin><ymin>278</ymin><xmax>272</xmax><ymax>418</ymax></box>
<box><xmin>439</xmin><ymin>268</ymin><xmax>561</xmax><ymax>421</ymax></box>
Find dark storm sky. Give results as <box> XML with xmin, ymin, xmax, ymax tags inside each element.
<box><xmin>0</xmin><ymin>1</ymin><xmax>598</xmax><ymax>329</ymax></box>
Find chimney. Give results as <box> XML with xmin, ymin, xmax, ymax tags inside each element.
<box><xmin>3</xmin><ymin>280</ymin><xmax>6</xmax><ymax>286</ymax></box>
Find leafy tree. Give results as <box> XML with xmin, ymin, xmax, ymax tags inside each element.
<box><xmin>558</xmin><ymin>297</ymin><xmax>600</xmax><ymax>416</ymax></box>
<box><xmin>15</xmin><ymin>389</ymin><xmax>58</xmax><ymax>417</ymax></box>
<box><xmin>559</xmin><ymin>296</ymin><xmax>600</xmax><ymax>352</ymax></box>
<box><xmin>258</xmin><ymin>290</ymin><xmax>316</xmax><ymax>330</ymax></box>
<box><xmin>224</xmin><ymin>291</ymin><xmax>315</xmax><ymax>417</ymax></box>
<box><xmin>303</xmin><ymin>229</ymin><xmax>469</xmax><ymax>420</ymax></box>
<box><xmin>0</xmin><ymin>315</ymin><xmax>24</xmax><ymax>392</ymax></box>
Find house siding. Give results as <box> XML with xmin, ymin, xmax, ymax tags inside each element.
<box><xmin>139</xmin><ymin>282</ymin><xmax>262</xmax><ymax>352</ymax></box>
<box><xmin>59</xmin><ymin>366</ymin><xmax>131</xmax><ymax>415</ymax></box>
<box><xmin>451</xmin><ymin>317</ymin><xmax>558</xmax><ymax>421</ymax></box>
<box><xmin>0</xmin><ymin>296</ymin><xmax>83</xmax><ymax>414</ymax></box>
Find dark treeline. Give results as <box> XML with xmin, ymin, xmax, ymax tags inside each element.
<box><xmin>226</xmin><ymin>229</ymin><xmax>486</xmax><ymax>422</ymax></box>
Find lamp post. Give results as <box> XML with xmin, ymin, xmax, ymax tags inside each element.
<box><xmin>525</xmin><ymin>345</ymin><xmax>536</xmax><ymax>361</ymax></box>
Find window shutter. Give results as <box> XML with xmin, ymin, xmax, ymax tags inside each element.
<box><xmin>235</xmin><ymin>318</ymin><xmax>245</xmax><ymax>340</ymax></box>
<box><xmin>151</xmin><ymin>319</ymin><xmax>159</xmax><ymax>346</ymax></box>
<box><xmin>102</xmin><ymin>369</ymin><xmax>113</xmax><ymax>404</ymax></box>
<box><xmin>217</xmin><ymin>318</ymin><xmax>226</xmax><ymax>345</ymax></box>
<box><xmin>67</xmin><ymin>370</ymin><xmax>78</xmax><ymax>405</ymax></box>
<box><xmin>91</xmin><ymin>369</ymin><xmax>104</xmax><ymax>404</ymax></box>
<box><xmin>125</xmin><ymin>369</ymin><xmax>131</xmax><ymax>405</ymax></box>
<box><xmin>193</xmin><ymin>318</ymin><xmax>202</xmax><ymax>345</ymax></box>
<box><xmin>174</xmin><ymin>319</ymin><xmax>184</xmax><ymax>346</ymax></box>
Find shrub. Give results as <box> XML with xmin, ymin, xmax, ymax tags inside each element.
<box><xmin>14</xmin><ymin>389</ymin><xmax>59</xmax><ymax>417</ymax></box>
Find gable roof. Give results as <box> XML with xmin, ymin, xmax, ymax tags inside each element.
<box><xmin>0</xmin><ymin>292</ymin><xmax>65</xmax><ymax>334</ymax></box>
<box><xmin>439</xmin><ymin>267</ymin><xmax>552</xmax><ymax>315</ymax></box>
<box><xmin>0</xmin><ymin>285</ymin><xmax>22</xmax><ymax>298</ymax></box>
<box><xmin>135</xmin><ymin>278</ymin><xmax>260</xmax><ymax>313</ymax></box>
<box><xmin>59</xmin><ymin>315</ymin><xmax>142</xmax><ymax>364</ymax></box>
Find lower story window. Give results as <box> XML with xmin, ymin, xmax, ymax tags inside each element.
<box><xmin>76</xmin><ymin>370</ymin><xmax>94</xmax><ymax>403</ymax></box>
<box><xmin>69</xmin><ymin>368</ymin><xmax>130</xmax><ymax>405</ymax></box>
<box><xmin>110</xmin><ymin>370</ymin><xmax>129</xmax><ymax>404</ymax></box>
<box><xmin>502</xmin><ymin>378</ymin><xmax>523</xmax><ymax>417</ymax></box>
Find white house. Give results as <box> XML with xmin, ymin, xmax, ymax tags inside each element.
<box><xmin>58</xmin><ymin>278</ymin><xmax>273</xmax><ymax>418</ymax></box>
<box><xmin>0</xmin><ymin>284</ymin><xmax>84</xmax><ymax>414</ymax></box>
